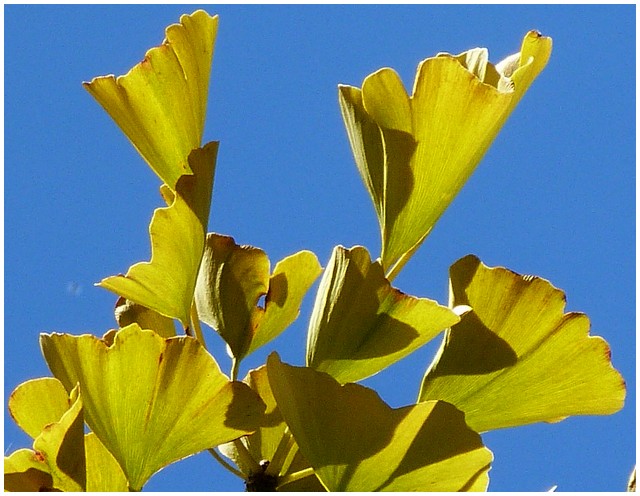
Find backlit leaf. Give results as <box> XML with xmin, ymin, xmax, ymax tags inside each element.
<box><xmin>306</xmin><ymin>245</ymin><xmax>458</xmax><ymax>383</ymax></box>
<box><xmin>339</xmin><ymin>32</ymin><xmax>552</xmax><ymax>277</ymax></box>
<box><xmin>218</xmin><ymin>366</ymin><xmax>325</xmax><ymax>491</ymax></box>
<box><xmin>99</xmin><ymin>142</ymin><xmax>217</xmax><ymax>327</ymax></box>
<box><xmin>8</xmin><ymin>377</ymin><xmax>70</xmax><ymax>439</ymax></box>
<box><xmin>195</xmin><ymin>233</ymin><xmax>321</xmax><ymax>361</ymax></box>
<box><xmin>40</xmin><ymin>323</ymin><xmax>266</xmax><ymax>490</ymax></box>
<box><xmin>268</xmin><ymin>353</ymin><xmax>492</xmax><ymax>491</ymax></box>
<box><xmin>85</xmin><ymin>432</ymin><xmax>128</xmax><ymax>492</ymax></box>
<box><xmin>419</xmin><ymin>255</ymin><xmax>626</xmax><ymax>432</ymax></box>
<box><xmin>83</xmin><ymin>10</ymin><xmax>218</xmax><ymax>188</ymax></box>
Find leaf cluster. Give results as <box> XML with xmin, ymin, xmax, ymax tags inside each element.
<box><xmin>4</xmin><ymin>10</ymin><xmax>626</xmax><ymax>492</ymax></box>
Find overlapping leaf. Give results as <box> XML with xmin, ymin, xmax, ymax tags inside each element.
<box><xmin>339</xmin><ymin>31</ymin><xmax>552</xmax><ymax>277</ymax></box>
<box><xmin>195</xmin><ymin>233</ymin><xmax>322</xmax><ymax>362</ymax></box>
<box><xmin>4</xmin><ymin>449</ymin><xmax>53</xmax><ymax>492</ymax></box>
<box><xmin>419</xmin><ymin>255</ymin><xmax>626</xmax><ymax>432</ymax></box>
<box><xmin>306</xmin><ymin>245</ymin><xmax>458</xmax><ymax>383</ymax></box>
<box><xmin>268</xmin><ymin>353</ymin><xmax>492</xmax><ymax>491</ymax></box>
<box><xmin>218</xmin><ymin>366</ymin><xmax>325</xmax><ymax>491</ymax></box>
<box><xmin>84</xmin><ymin>432</ymin><xmax>128</xmax><ymax>492</ymax></box>
<box><xmin>8</xmin><ymin>377</ymin><xmax>71</xmax><ymax>439</ymax></box>
<box><xmin>40</xmin><ymin>323</ymin><xmax>266</xmax><ymax>490</ymax></box>
<box><xmin>84</xmin><ymin>10</ymin><xmax>218</xmax><ymax>188</ymax></box>
<box><xmin>99</xmin><ymin>142</ymin><xmax>217</xmax><ymax>327</ymax></box>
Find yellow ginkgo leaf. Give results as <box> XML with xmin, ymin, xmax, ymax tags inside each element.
<box><xmin>84</xmin><ymin>10</ymin><xmax>218</xmax><ymax>188</ymax></box>
<box><xmin>267</xmin><ymin>353</ymin><xmax>492</xmax><ymax>491</ymax></box>
<box><xmin>419</xmin><ymin>255</ymin><xmax>626</xmax><ymax>432</ymax></box>
<box><xmin>306</xmin><ymin>245</ymin><xmax>458</xmax><ymax>384</ymax></box>
<box><xmin>217</xmin><ymin>365</ymin><xmax>325</xmax><ymax>491</ymax></box>
<box><xmin>195</xmin><ymin>233</ymin><xmax>321</xmax><ymax>363</ymax></box>
<box><xmin>40</xmin><ymin>324</ymin><xmax>266</xmax><ymax>491</ymax></box>
<box><xmin>99</xmin><ymin>142</ymin><xmax>217</xmax><ymax>327</ymax></box>
<box><xmin>339</xmin><ymin>31</ymin><xmax>552</xmax><ymax>278</ymax></box>
<box><xmin>8</xmin><ymin>377</ymin><xmax>70</xmax><ymax>440</ymax></box>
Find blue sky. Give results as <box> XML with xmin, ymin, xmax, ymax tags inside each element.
<box><xmin>4</xmin><ymin>4</ymin><xmax>635</xmax><ymax>492</ymax></box>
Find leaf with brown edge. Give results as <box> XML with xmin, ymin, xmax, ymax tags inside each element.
<box><xmin>83</xmin><ymin>10</ymin><xmax>218</xmax><ymax>189</ymax></box>
<box><xmin>8</xmin><ymin>377</ymin><xmax>71</xmax><ymax>440</ymax></box>
<box><xmin>195</xmin><ymin>233</ymin><xmax>321</xmax><ymax>362</ymax></box>
<box><xmin>40</xmin><ymin>324</ymin><xmax>266</xmax><ymax>491</ymax></box>
<box><xmin>306</xmin><ymin>245</ymin><xmax>458</xmax><ymax>384</ymax></box>
<box><xmin>99</xmin><ymin>142</ymin><xmax>217</xmax><ymax>327</ymax></box>
<box><xmin>4</xmin><ymin>448</ymin><xmax>54</xmax><ymax>492</ymax></box>
<box><xmin>419</xmin><ymin>254</ymin><xmax>626</xmax><ymax>432</ymax></box>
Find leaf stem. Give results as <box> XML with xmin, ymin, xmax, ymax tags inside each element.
<box><xmin>190</xmin><ymin>302</ymin><xmax>207</xmax><ymax>349</ymax></box>
<box><xmin>277</xmin><ymin>467</ymin><xmax>315</xmax><ymax>487</ymax></box>
<box><xmin>207</xmin><ymin>448</ymin><xmax>244</xmax><ymax>479</ymax></box>
<box><xmin>265</xmin><ymin>428</ymin><xmax>294</xmax><ymax>477</ymax></box>
<box><xmin>233</xmin><ymin>438</ymin><xmax>261</xmax><ymax>474</ymax></box>
<box><xmin>230</xmin><ymin>357</ymin><xmax>240</xmax><ymax>382</ymax></box>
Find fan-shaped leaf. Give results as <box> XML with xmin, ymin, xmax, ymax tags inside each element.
<box><xmin>306</xmin><ymin>245</ymin><xmax>458</xmax><ymax>383</ymax></box>
<box><xmin>99</xmin><ymin>142</ymin><xmax>217</xmax><ymax>327</ymax></box>
<box><xmin>267</xmin><ymin>353</ymin><xmax>492</xmax><ymax>491</ymax></box>
<box><xmin>419</xmin><ymin>254</ymin><xmax>626</xmax><ymax>432</ymax></box>
<box><xmin>83</xmin><ymin>10</ymin><xmax>218</xmax><ymax>188</ymax></box>
<box><xmin>40</xmin><ymin>324</ymin><xmax>266</xmax><ymax>490</ymax></box>
<box><xmin>339</xmin><ymin>32</ymin><xmax>552</xmax><ymax>277</ymax></box>
<box><xmin>195</xmin><ymin>233</ymin><xmax>321</xmax><ymax>361</ymax></box>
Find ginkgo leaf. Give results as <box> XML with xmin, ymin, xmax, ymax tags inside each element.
<box><xmin>306</xmin><ymin>245</ymin><xmax>459</xmax><ymax>384</ymax></box>
<box><xmin>83</xmin><ymin>10</ymin><xmax>218</xmax><ymax>188</ymax></box>
<box><xmin>4</xmin><ymin>449</ymin><xmax>53</xmax><ymax>492</ymax></box>
<box><xmin>8</xmin><ymin>377</ymin><xmax>70</xmax><ymax>439</ymax></box>
<box><xmin>195</xmin><ymin>233</ymin><xmax>321</xmax><ymax>362</ymax></box>
<box><xmin>339</xmin><ymin>31</ymin><xmax>552</xmax><ymax>278</ymax></box>
<box><xmin>218</xmin><ymin>366</ymin><xmax>325</xmax><ymax>491</ymax></box>
<box><xmin>40</xmin><ymin>323</ymin><xmax>266</xmax><ymax>491</ymax></box>
<box><xmin>85</xmin><ymin>432</ymin><xmax>128</xmax><ymax>492</ymax></box>
<box><xmin>267</xmin><ymin>353</ymin><xmax>492</xmax><ymax>491</ymax></box>
<box><xmin>99</xmin><ymin>142</ymin><xmax>217</xmax><ymax>327</ymax></box>
<box><xmin>32</xmin><ymin>385</ymin><xmax>86</xmax><ymax>492</ymax></box>
<box><xmin>114</xmin><ymin>297</ymin><xmax>176</xmax><ymax>338</ymax></box>
<box><xmin>418</xmin><ymin>255</ymin><xmax>626</xmax><ymax>432</ymax></box>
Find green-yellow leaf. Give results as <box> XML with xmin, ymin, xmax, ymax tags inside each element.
<box><xmin>99</xmin><ymin>142</ymin><xmax>217</xmax><ymax>327</ymax></box>
<box><xmin>306</xmin><ymin>245</ymin><xmax>458</xmax><ymax>383</ymax></box>
<box><xmin>267</xmin><ymin>353</ymin><xmax>492</xmax><ymax>491</ymax></box>
<box><xmin>8</xmin><ymin>377</ymin><xmax>70</xmax><ymax>439</ymax></box>
<box><xmin>339</xmin><ymin>32</ymin><xmax>552</xmax><ymax>277</ymax></box>
<box><xmin>85</xmin><ymin>432</ymin><xmax>128</xmax><ymax>492</ymax></box>
<box><xmin>114</xmin><ymin>296</ymin><xmax>177</xmax><ymax>338</ymax></box>
<box><xmin>218</xmin><ymin>365</ymin><xmax>325</xmax><ymax>491</ymax></box>
<box><xmin>40</xmin><ymin>323</ymin><xmax>266</xmax><ymax>491</ymax></box>
<box><xmin>4</xmin><ymin>449</ymin><xmax>53</xmax><ymax>492</ymax></box>
<box><xmin>195</xmin><ymin>233</ymin><xmax>322</xmax><ymax>361</ymax></box>
<box><xmin>32</xmin><ymin>385</ymin><xmax>86</xmax><ymax>491</ymax></box>
<box><xmin>419</xmin><ymin>254</ymin><xmax>626</xmax><ymax>432</ymax></box>
<box><xmin>83</xmin><ymin>10</ymin><xmax>218</xmax><ymax>188</ymax></box>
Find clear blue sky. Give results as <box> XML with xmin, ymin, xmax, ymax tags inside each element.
<box><xmin>4</xmin><ymin>4</ymin><xmax>635</xmax><ymax>492</ymax></box>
